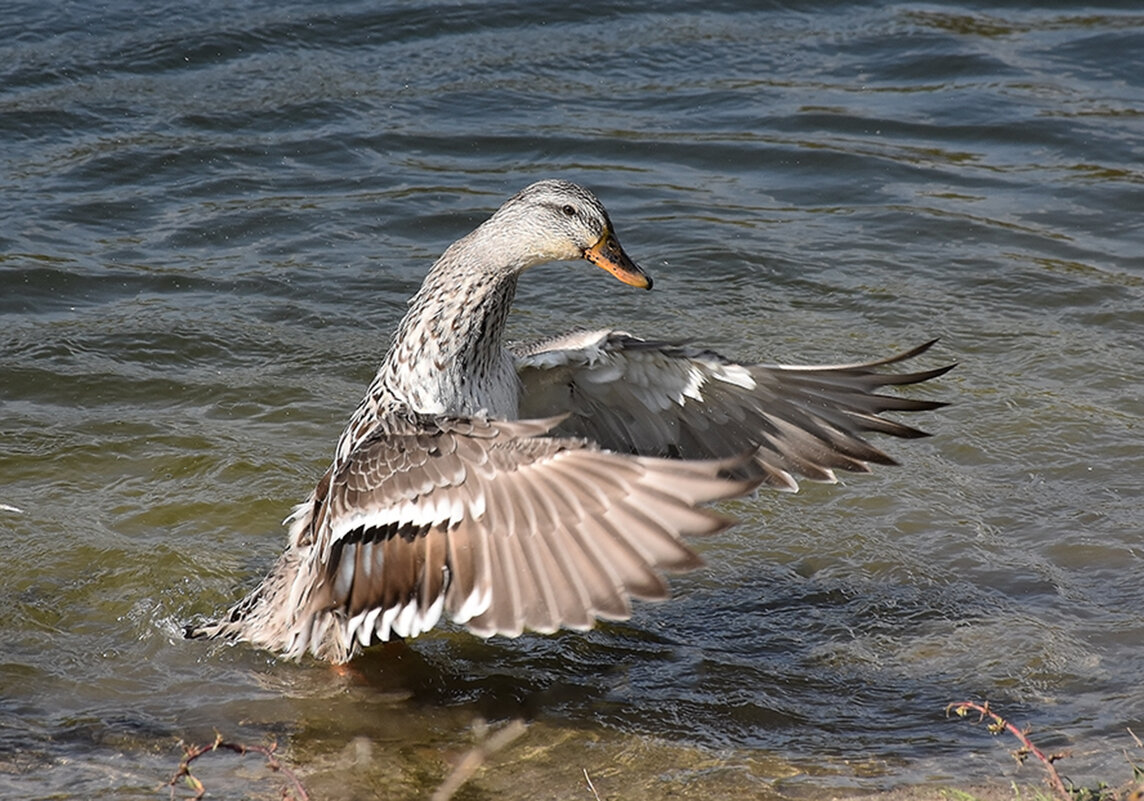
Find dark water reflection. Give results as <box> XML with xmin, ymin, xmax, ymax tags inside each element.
<box><xmin>3</xmin><ymin>1</ymin><xmax>1143</xmax><ymax>798</ymax></box>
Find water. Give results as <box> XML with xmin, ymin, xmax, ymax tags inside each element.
<box><xmin>2</xmin><ymin>2</ymin><xmax>1143</xmax><ymax>798</ymax></box>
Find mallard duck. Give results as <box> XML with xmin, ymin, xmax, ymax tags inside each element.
<box><xmin>187</xmin><ymin>180</ymin><xmax>951</xmax><ymax>663</ymax></box>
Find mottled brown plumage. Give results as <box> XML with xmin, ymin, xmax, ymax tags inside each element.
<box><xmin>187</xmin><ymin>180</ymin><xmax>950</xmax><ymax>663</ymax></box>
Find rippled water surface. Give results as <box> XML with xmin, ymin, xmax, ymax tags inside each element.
<box><xmin>3</xmin><ymin>2</ymin><xmax>1143</xmax><ymax>798</ymax></box>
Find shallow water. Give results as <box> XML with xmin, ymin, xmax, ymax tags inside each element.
<box><xmin>2</xmin><ymin>2</ymin><xmax>1143</xmax><ymax>798</ymax></box>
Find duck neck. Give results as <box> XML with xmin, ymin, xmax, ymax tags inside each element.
<box><xmin>378</xmin><ymin>244</ymin><xmax>522</xmax><ymax>417</ymax></box>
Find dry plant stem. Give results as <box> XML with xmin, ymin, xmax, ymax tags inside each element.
<box><xmin>430</xmin><ymin>719</ymin><xmax>528</xmax><ymax>801</ymax></box>
<box><xmin>167</xmin><ymin>733</ymin><xmax>309</xmax><ymax>801</ymax></box>
<box><xmin>947</xmin><ymin>701</ymin><xmax>1070</xmax><ymax>801</ymax></box>
<box><xmin>583</xmin><ymin>768</ymin><xmax>602</xmax><ymax>801</ymax></box>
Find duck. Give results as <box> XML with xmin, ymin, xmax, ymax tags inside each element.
<box><xmin>187</xmin><ymin>179</ymin><xmax>951</xmax><ymax>664</ymax></box>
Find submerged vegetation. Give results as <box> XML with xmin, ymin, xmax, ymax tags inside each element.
<box><xmin>166</xmin><ymin>702</ymin><xmax>1144</xmax><ymax>800</ymax></box>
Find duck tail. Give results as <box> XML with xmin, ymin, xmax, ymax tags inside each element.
<box><xmin>184</xmin><ymin>548</ymin><xmax>356</xmax><ymax>663</ymax></box>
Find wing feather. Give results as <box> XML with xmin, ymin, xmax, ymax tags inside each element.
<box><xmin>515</xmin><ymin>331</ymin><xmax>952</xmax><ymax>489</ymax></box>
<box><xmin>512</xmin><ymin>469</ymin><xmax>594</xmax><ymax>629</ymax></box>
<box><xmin>529</xmin><ymin>468</ymin><xmax>628</xmax><ymax>618</ymax></box>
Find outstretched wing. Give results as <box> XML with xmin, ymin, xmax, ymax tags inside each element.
<box><xmin>514</xmin><ymin>330</ymin><xmax>953</xmax><ymax>491</ymax></box>
<box><xmin>290</xmin><ymin>414</ymin><xmax>757</xmax><ymax>657</ymax></box>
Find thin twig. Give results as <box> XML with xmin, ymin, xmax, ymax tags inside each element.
<box><xmin>583</xmin><ymin>768</ymin><xmax>602</xmax><ymax>801</ymax></box>
<box><xmin>946</xmin><ymin>701</ymin><xmax>1070</xmax><ymax>801</ymax></box>
<box><xmin>430</xmin><ymin>719</ymin><xmax>527</xmax><ymax>801</ymax></box>
<box><xmin>167</xmin><ymin>733</ymin><xmax>309</xmax><ymax>801</ymax></box>
<box><xmin>1126</xmin><ymin>726</ymin><xmax>1144</xmax><ymax>795</ymax></box>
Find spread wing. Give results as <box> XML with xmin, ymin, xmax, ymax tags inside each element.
<box><xmin>290</xmin><ymin>415</ymin><xmax>757</xmax><ymax>657</ymax></box>
<box><xmin>514</xmin><ymin>331</ymin><xmax>953</xmax><ymax>491</ymax></box>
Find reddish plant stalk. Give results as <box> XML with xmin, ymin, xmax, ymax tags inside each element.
<box><xmin>947</xmin><ymin>700</ymin><xmax>1070</xmax><ymax>801</ymax></box>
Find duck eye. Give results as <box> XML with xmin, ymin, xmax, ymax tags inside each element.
<box><xmin>561</xmin><ymin>204</ymin><xmax>577</xmax><ymax>217</ymax></box>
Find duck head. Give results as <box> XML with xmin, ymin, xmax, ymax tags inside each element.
<box><xmin>483</xmin><ymin>179</ymin><xmax>653</xmax><ymax>289</ymax></box>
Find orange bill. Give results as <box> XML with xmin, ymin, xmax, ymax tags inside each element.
<box><xmin>583</xmin><ymin>232</ymin><xmax>653</xmax><ymax>290</ymax></box>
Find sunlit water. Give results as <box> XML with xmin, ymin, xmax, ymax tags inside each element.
<box><xmin>2</xmin><ymin>2</ymin><xmax>1143</xmax><ymax>798</ymax></box>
